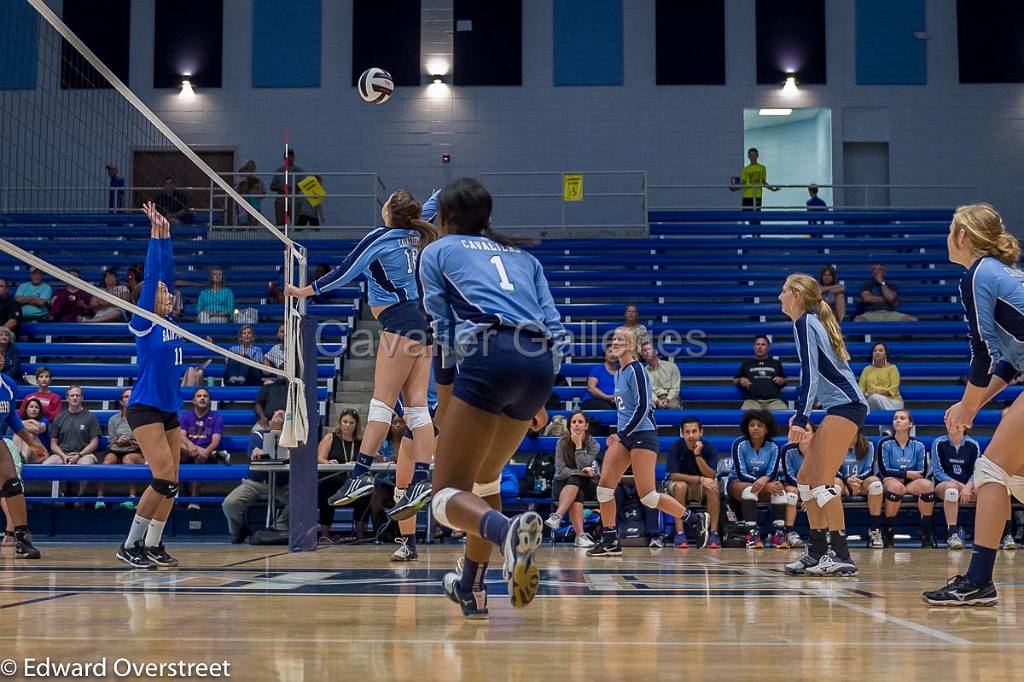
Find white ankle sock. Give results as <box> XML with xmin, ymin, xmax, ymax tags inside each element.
<box><xmin>144</xmin><ymin>519</ymin><xmax>166</xmax><ymax>548</ymax></box>
<box><xmin>127</xmin><ymin>514</ymin><xmax>150</xmax><ymax>545</ymax></box>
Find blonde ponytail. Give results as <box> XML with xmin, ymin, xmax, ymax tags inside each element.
<box><xmin>784</xmin><ymin>273</ymin><xmax>851</xmax><ymax>361</ymax></box>
<box><xmin>953</xmin><ymin>203</ymin><xmax>1021</xmax><ymax>267</ymax></box>
<box><xmin>816</xmin><ymin>300</ymin><xmax>850</xmax><ymax>362</ymax></box>
<box><xmin>993</xmin><ymin>232</ymin><xmax>1021</xmax><ymax>267</ymax></box>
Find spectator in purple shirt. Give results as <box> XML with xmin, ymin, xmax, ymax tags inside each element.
<box><xmin>179</xmin><ymin>387</ymin><xmax>225</xmax><ymax>507</ymax></box>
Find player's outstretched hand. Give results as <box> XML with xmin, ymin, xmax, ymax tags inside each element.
<box><xmin>284</xmin><ymin>283</ymin><xmax>314</xmax><ymax>299</ymax></box>
<box><xmin>142</xmin><ymin>201</ymin><xmax>170</xmax><ymax>237</ymax></box>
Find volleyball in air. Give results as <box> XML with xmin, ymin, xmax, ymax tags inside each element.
<box><xmin>358</xmin><ymin>67</ymin><xmax>394</xmax><ymax>104</ymax></box>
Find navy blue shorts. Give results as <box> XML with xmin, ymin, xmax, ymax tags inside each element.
<box><xmin>433</xmin><ymin>351</ymin><xmax>456</xmax><ymax>386</ymax></box>
<box><xmin>826</xmin><ymin>401</ymin><xmax>868</xmax><ymax>428</ymax></box>
<box><xmin>379</xmin><ymin>300</ymin><xmax>433</xmax><ymax>344</ymax></box>
<box><xmin>452</xmin><ymin>330</ymin><xmax>554</xmax><ymax>421</ymax></box>
<box><xmin>618</xmin><ymin>430</ymin><xmax>660</xmax><ymax>453</ymax></box>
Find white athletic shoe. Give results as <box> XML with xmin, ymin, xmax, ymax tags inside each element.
<box><xmin>804</xmin><ymin>553</ymin><xmax>858</xmax><ymax>577</ymax></box>
<box><xmin>786</xmin><ymin>531</ymin><xmax>803</xmax><ymax>548</ymax></box>
<box><xmin>868</xmin><ymin>529</ymin><xmax>884</xmax><ymax>549</ymax></box>
<box><xmin>1001</xmin><ymin>534</ymin><xmax>1018</xmax><ymax>550</ymax></box>
<box><xmin>947</xmin><ymin>532</ymin><xmax>965</xmax><ymax>551</ymax></box>
<box><xmin>574</xmin><ymin>533</ymin><xmax>596</xmax><ymax>548</ymax></box>
<box><xmin>544</xmin><ymin>513</ymin><xmax>562</xmax><ymax>530</ymax></box>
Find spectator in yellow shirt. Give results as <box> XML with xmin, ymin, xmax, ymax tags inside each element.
<box><xmin>731</xmin><ymin>148</ymin><xmax>779</xmax><ymax>223</ymax></box>
<box><xmin>858</xmin><ymin>342</ymin><xmax>904</xmax><ymax>411</ymax></box>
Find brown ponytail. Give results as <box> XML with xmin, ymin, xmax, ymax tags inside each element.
<box><xmin>386</xmin><ymin>190</ymin><xmax>439</xmax><ymax>249</ymax></box>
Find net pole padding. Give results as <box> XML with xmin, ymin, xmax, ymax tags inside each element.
<box><xmin>287</xmin><ymin>315</ymin><xmax>320</xmax><ymax>552</ymax></box>
<box><xmin>0</xmin><ymin>236</ymin><xmax>286</xmax><ymax>378</ymax></box>
<box><xmin>24</xmin><ymin>0</ymin><xmax>304</xmax><ymax>259</ymax></box>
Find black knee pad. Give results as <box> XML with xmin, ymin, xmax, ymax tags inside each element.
<box><xmin>884</xmin><ymin>490</ymin><xmax>902</xmax><ymax>502</ymax></box>
<box><xmin>920</xmin><ymin>492</ymin><xmax>937</xmax><ymax>503</ymax></box>
<box><xmin>150</xmin><ymin>478</ymin><xmax>180</xmax><ymax>498</ymax></box>
<box><xmin>0</xmin><ymin>478</ymin><xmax>24</xmax><ymax>498</ymax></box>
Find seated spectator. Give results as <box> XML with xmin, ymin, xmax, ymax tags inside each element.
<box><xmin>196</xmin><ymin>267</ymin><xmax>235</xmax><ymax>324</ymax></box>
<box><xmin>13</xmin><ymin>398</ymin><xmax>48</xmax><ymax>463</ymax></box>
<box><xmin>222</xmin><ymin>410</ymin><xmax>289</xmax><ymax>543</ymax></box>
<box><xmin>254</xmin><ymin>375</ymin><xmax>288</xmax><ymax>428</ymax></box>
<box><xmin>102</xmin><ymin>388</ymin><xmax>143</xmax><ymax>509</ymax></box>
<box><xmin>642</xmin><ymin>341</ymin><xmax>680</xmax><ymax>409</ymax></box>
<box><xmin>0</xmin><ymin>279</ymin><xmax>22</xmax><ymax>337</ymax></box>
<box><xmin>806</xmin><ymin>183</ymin><xmax>827</xmax><ymax>224</ymax></box>
<box><xmin>125</xmin><ymin>265</ymin><xmax>142</xmax><ymax>302</ymax></box>
<box><xmin>20</xmin><ymin>366</ymin><xmax>61</xmax><ymax>421</ymax></box>
<box><xmin>664</xmin><ymin>417</ymin><xmax>721</xmax><ymax>548</ymax></box>
<box><xmin>15</xmin><ymin>268</ymin><xmax>52</xmax><ymax>323</ymax></box>
<box><xmin>377</xmin><ymin>414</ymin><xmax>405</xmax><ymax>461</ymax></box>
<box><xmin>0</xmin><ymin>328</ymin><xmax>23</xmax><ymax>384</ymax></box>
<box><xmin>818</xmin><ymin>265</ymin><xmax>846</xmax><ymax>322</ymax></box>
<box><xmin>48</xmin><ymin>268</ymin><xmax>92</xmax><ymax>323</ymax></box>
<box><xmin>544</xmin><ymin>411</ymin><xmax>600</xmax><ymax>548</ymax></box>
<box><xmin>317</xmin><ymin>409</ymin><xmax>370</xmax><ymax>543</ymax></box>
<box><xmin>622</xmin><ymin>304</ymin><xmax>649</xmax><ymax>342</ymax></box>
<box><xmin>727</xmin><ymin>410</ymin><xmax>782</xmax><ymax>549</ymax></box>
<box><xmin>180</xmin><ymin>387</ymin><xmax>226</xmax><ymax>508</ymax></box>
<box><xmin>226</xmin><ymin>325</ymin><xmax>265</xmax><ymax>386</ymax></box>
<box><xmin>583</xmin><ymin>345</ymin><xmax>618</xmax><ymax>411</ymax></box>
<box><xmin>236</xmin><ymin>160</ymin><xmax>265</xmax><ymax>225</ymax></box>
<box><xmin>45</xmin><ymin>385</ymin><xmax>102</xmax><ymax>499</ymax></box>
<box><xmin>854</xmin><ymin>263</ymin><xmax>918</xmax><ymax>322</ymax></box>
<box><xmin>264</xmin><ymin>324</ymin><xmax>286</xmax><ymax>373</ymax></box>
<box><xmin>930</xmin><ymin>423</ymin><xmax>982</xmax><ymax>551</ymax></box>
<box><xmin>779</xmin><ymin>430</ymin><xmax>812</xmax><ymax>549</ymax></box>
<box><xmin>877</xmin><ymin>410</ymin><xmax>934</xmax><ymax>548</ymax></box>
<box><xmin>836</xmin><ymin>428</ymin><xmax>882</xmax><ymax>547</ymax></box>
<box><xmin>80</xmin><ymin>269</ymin><xmax>130</xmax><ymax>323</ymax></box>
<box><xmin>733</xmin><ymin>336</ymin><xmax>787</xmax><ymax>411</ymax></box>
<box><xmin>154</xmin><ymin>176</ymin><xmax>190</xmax><ymax>225</ymax></box>
<box><xmin>859</xmin><ymin>342</ymin><xmax>903</xmax><ymax>412</ymax></box>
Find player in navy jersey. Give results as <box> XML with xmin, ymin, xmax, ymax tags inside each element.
<box><xmin>417</xmin><ymin>178</ymin><xmax>562</xmax><ymax>617</ymax></box>
<box><xmin>287</xmin><ymin>190</ymin><xmax>439</xmax><ymax>509</ymax></box>
<box><xmin>117</xmin><ymin>202</ymin><xmax>185</xmax><ymax>569</ymax></box>
<box><xmin>586</xmin><ymin>326</ymin><xmax>701</xmax><ymax>557</ymax></box>
<box><xmin>930</xmin><ymin>424</ymin><xmax>981</xmax><ymax>550</ymax></box>
<box><xmin>835</xmin><ymin>429</ymin><xmax>883</xmax><ymax>547</ymax></box>
<box><xmin>0</xmin><ymin>353</ymin><xmax>47</xmax><ymax>558</ymax></box>
<box><xmin>779</xmin><ymin>274</ymin><xmax>868</xmax><ymax>577</ymax></box>
<box><xmin>925</xmin><ymin>203</ymin><xmax>1024</xmax><ymax>606</ymax></box>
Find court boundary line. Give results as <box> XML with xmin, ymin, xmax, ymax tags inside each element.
<box><xmin>0</xmin><ymin>593</ymin><xmax>78</xmax><ymax>610</ymax></box>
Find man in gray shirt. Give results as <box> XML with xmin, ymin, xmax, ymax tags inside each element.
<box><xmin>49</xmin><ymin>385</ymin><xmax>101</xmax><ymax>464</ymax></box>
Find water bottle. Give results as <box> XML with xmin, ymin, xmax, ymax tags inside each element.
<box><xmin>571</xmin><ymin>396</ymin><xmax>581</xmax><ymax>412</ymax></box>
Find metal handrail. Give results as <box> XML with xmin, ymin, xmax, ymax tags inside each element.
<box><xmin>649</xmin><ymin>182</ymin><xmax>980</xmax><ymax>211</ymax></box>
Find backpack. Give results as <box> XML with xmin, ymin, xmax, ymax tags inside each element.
<box><xmin>617</xmin><ymin>484</ymin><xmax>645</xmax><ymax>539</ymax></box>
<box><xmin>519</xmin><ymin>453</ymin><xmax>555</xmax><ymax>497</ymax></box>
<box><xmin>542</xmin><ymin>416</ymin><xmax>567</xmax><ymax>437</ymax></box>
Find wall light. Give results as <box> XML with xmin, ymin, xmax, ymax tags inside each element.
<box><xmin>431</xmin><ymin>74</ymin><xmax>445</xmax><ymax>85</ymax></box>
<box><xmin>426</xmin><ymin>59</ymin><xmax>450</xmax><ymax>77</ymax></box>
<box><xmin>759</xmin><ymin>108</ymin><xmax>793</xmax><ymax>116</ymax></box>
<box><xmin>179</xmin><ymin>78</ymin><xmax>195</xmax><ymax>98</ymax></box>
<box><xmin>782</xmin><ymin>73</ymin><xmax>798</xmax><ymax>96</ymax></box>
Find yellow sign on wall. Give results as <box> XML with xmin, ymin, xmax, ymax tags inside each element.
<box><xmin>297</xmin><ymin>175</ymin><xmax>327</xmax><ymax>207</ymax></box>
<box><xmin>563</xmin><ymin>173</ymin><xmax>583</xmax><ymax>202</ymax></box>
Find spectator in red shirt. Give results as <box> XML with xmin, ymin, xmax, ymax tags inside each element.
<box><xmin>19</xmin><ymin>366</ymin><xmax>61</xmax><ymax>421</ymax></box>
<box><xmin>49</xmin><ymin>269</ymin><xmax>92</xmax><ymax>322</ymax></box>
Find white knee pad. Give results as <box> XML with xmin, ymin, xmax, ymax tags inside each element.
<box><xmin>367</xmin><ymin>398</ymin><xmax>394</xmax><ymax>425</ymax></box>
<box><xmin>472</xmin><ymin>477</ymin><xmax>501</xmax><ymax>497</ymax></box>
<box><xmin>640</xmin><ymin>490</ymin><xmax>661</xmax><ymax>509</ymax></box>
<box><xmin>798</xmin><ymin>483</ymin><xmax>814</xmax><ymax>503</ymax></box>
<box><xmin>771</xmin><ymin>493</ymin><xmax>788</xmax><ymax>505</ymax></box>
<box><xmin>430</xmin><ymin>487</ymin><xmax>462</xmax><ymax>530</ymax></box>
<box><xmin>944</xmin><ymin>487</ymin><xmax>960</xmax><ymax>503</ymax></box>
<box><xmin>596</xmin><ymin>486</ymin><xmax>615</xmax><ymax>503</ymax></box>
<box><xmin>394</xmin><ymin>487</ymin><xmax>407</xmax><ymax>504</ymax></box>
<box><xmin>785</xmin><ymin>492</ymin><xmax>799</xmax><ymax>506</ymax></box>
<box><xmin>811</xmin><ymin>484</ymin><xmax>838</xmax><ymax>508</ymax></box>
<box><xmin>404</xmin><ymin>405</ymin><xmax>432</xmax><ymax>430</ymax></box>
<box><xmin>867</xmin><ymin>480</ymin><xmax>884</xmax><ymax>496</ymax></box>
<box><xmin>1010</xmin><ymin>476</ymin><xmax>1024</xmax><ymax>501</ymax></box>
<box><xmin>741</xmin><ymin>486</ymin><xmax>759</xmax><ymax>502</ymax></box>
<box><xmin>974</xmin><ymin>456</ymin><xmax>1011</xmax><ymax>495</ymax></box>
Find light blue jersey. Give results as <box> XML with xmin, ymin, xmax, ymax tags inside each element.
<box><xmin>838</xmin><ymin>442</ymin><xmax>875</xmax><ymax>481</ymax></box>
<box><xmin>418</xmin><ymin>234</ymin><xmax>569</xmax><ymax>367</ymax></box>
<box><xmin>614</xmin><ymin>360</ymin><xmax>656</xmax><ymax>437</ymax></box>
<box><xmin>729</xmin><ymin>437</ymin><xmax>780</xmax><ymax>482</ymax></box>
<box><xmin>780</xmin><ymin>442</ymin><xmax>804</xmax><ymax>486</ymax></box>
<box><xmin>129</xmin><ymin>237</ymin><xmax>183</xmax><ymax>412</ymax></box>
<box><xmin>876</xmin><ymin>436</ymin><xmax>927</xmax><ymax>479</ymax></box>
<box><xmin>312</xmin><ymin>227</ymin><xmax>423</xmax><ymax>307</ymax></box>
<box><xmin>961</xmin><ymin>256</ymin><xmax>1024</xmax><ymax>386</ymax></box>
<box><xmin>792</xmin><ymin>312</ymin><xmax>866</xmax><ymax>428</ymax></box>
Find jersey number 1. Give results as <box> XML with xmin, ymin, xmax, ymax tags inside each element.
<box><xmin>489</xmin><ymin>256</ymin><xmax>515</xmax><ymax>292</ymax></box>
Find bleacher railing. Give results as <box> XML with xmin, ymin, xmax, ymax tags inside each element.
<box><xmin>649</xmin><ymin>183</ymin><xmax>980</xmax><ymax>212</ymax></box>
<box><xmin>479</xmin><ymin>170</ymin><xmax>648</xmax><ymax>234</ymax></box>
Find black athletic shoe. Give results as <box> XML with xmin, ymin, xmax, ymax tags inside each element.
<box><xmin>116</xmin><ymin>540</ymin><xmax>155</xmax><ymax>569</ymax></box>
<box><xmin>586</xmin><ymin>540</ymin><xmax>623</xmax><ymax>557</ymax></box>
<box><xmin>388</xmin><ymin>480</ymin><xmax>432</xmax><ymax>521</ymax></box>
<box><xmin>922</xmin><ymin>574</ymin><xmax>998</xmax><ymax>607</ymax></box>
<box><xmin>442</xmin><ymin>571</ymin><xmax>488</xmax><ymax>619</ymax></box>
<box><xmin>882</xmin><ymin>526</ymin><xmax>896</xmax><ymax>548</ymax></box>
<box><xmin>329</xmin><ymin>474</ymin><xmax>376</xmax><ymax>507</ymax></box>
<box><xmin>145</xmin><ymin>543</ymin><xmax>179</xmax><ymax>567</ymax></box>
<box><xmin>14</xmin><ymin>531</ymin><xmax>40</xmax><ymax>560</ymax></box>
<box><xmin>920</xmin><ymin>526</ymin><xmax>937</xmax><ymax>549</ymax></box>
<box><xmin>691</xmin><ymin>512</ymin><xmax>710</xmax><ymax>549</ymax></box>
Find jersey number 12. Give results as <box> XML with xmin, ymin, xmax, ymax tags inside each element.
<box><xmin>489</xmin><ymin>256</ymin><xmax>515</xmax><ymax>292</ymax></box>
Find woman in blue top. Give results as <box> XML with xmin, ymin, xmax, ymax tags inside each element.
<box><xmin>727</xmin><ymin>410</ymin><xmax>782</xmax><ymax>549</ymax></box>
<box><xmin>586</xmin><ymin>326</ymin><xmax>700</xmax><ymax>558</ymax></box>
<box><xmin>287</xmin><ymin>190</ymin><xmax>439</xmax><ymax>509</ymax></box>
<box><xmin>930</xmin><ymin>423</ymin><xmax>982</xmax><ymax>551</ymax></box>
<box><xmin>835</xmin><ymin>429</ymin><xmax>883</xmax><ymax>547</ymax></box>
<box><xmin>877</xmin><ymin>410</ymin><xmax>934</xmax><ymax>548</ymax></box>
<box><xmin>925</xmin><ymin>204</ymin><xmax>1024</xmax><ymax>606</ymax></box>
<box><xmin>779</xmin><ymin>273</ymin><xmax>868</xmax><ymax>577</ymax></box>
<box><xmin>117</xmin><ymin>202</ymin><xmax>185</xmax><ymax>570</ymax></box>
<box><xmin>417</xmin><ymin>178</ymin><xmax>564</xmax><ymax>618</ymax></box>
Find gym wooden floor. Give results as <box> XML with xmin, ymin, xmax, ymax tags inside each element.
<box><xmin>0</xmin><ymin>544</ymin><xmax>1017</xmax><ymax>681</ymax></box>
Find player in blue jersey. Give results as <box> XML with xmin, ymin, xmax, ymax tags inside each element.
<box><xmin>835</xmin><ymin>429</ymin><xmax>883</xmax><ymax>547</ymax></box>
<box><xmin>287</xmin><ymin>190</ymin><xmax>439</xmax><ymax>509</ymax></box>
<box><xmin>925</xmin><ymin>204</ymin><xmax>1024</xmax><ymax>605</ymax></box>
<box><xmin>0</xmin><ymin>352</ymin><xmax>46</xmax><ymax>558</ymax></box>
<box><xmin>930</xmin><ymin>423</ymin><xmax>981</xmax><ymax>550</ymax></box>
<box><xmin>876</xmin><ymin>410</ymin><xmax>935</xmax><ymax>548</ymax></box>
<box><xmin>779</xmin><ymin>274</ymin><xmax>868</xmax><ymax>577</ymax></box>
<box><xmin>586</xmin><ymin>326</ymin><xmax>703</xmax><ymax>557</ymax></box>
<box><xmin>418</xmin><ymin>177</ymin><xmax>564</xmax><ymax>617</ymax></box>
<box><xmin>726</xmin><ymin>410</ymin><xmax>782</xmax><ymax>549</ymax></box>
<box><xmin>116</xmin><ymin>202</ymin><xmax>185</xmax><ymax>569</ymax></box>
<box><xmin>780</xmin><ymin>433</ymin><xmax>812</xmax><ymax>550</ymax></box>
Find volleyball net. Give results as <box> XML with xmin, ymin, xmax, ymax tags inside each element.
<box><xmin>0</xmin><ymin>0</ymin><xmax>311</xmax><ymax>446</ymax></box>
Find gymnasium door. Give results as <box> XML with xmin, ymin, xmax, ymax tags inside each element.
<box><xmin>842</xmin><ymin>142</ymin><xmax>890</xmax><ymax>208</ymax></box>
